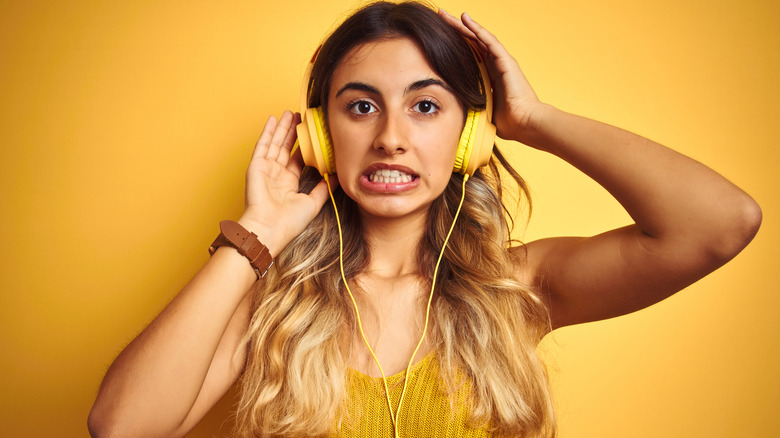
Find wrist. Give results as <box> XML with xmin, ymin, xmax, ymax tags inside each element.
<box><xmin>513</xmin><ymin>102</ymin><xmax>557</xmax><ymax>150</ymax></box>
<box><xmin>236</xmin><ymin>214</ymin><xmax>285</xmax><ymax>258</ymax></box>
<box><xmin>209</xmin><ymin>220</ymin><xmax>274</xmax><ymax>279</ymax></box>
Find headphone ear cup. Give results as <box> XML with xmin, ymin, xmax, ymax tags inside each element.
<box><xmin>297</xmin><ymin>107</ymin><xmax>336</xmax><ymax>175</ymax></box>
<box><xmin>454</xmin><ymin>109</ymin><xmax>496</xmax><ymax>176</ymax></box>
<box><xmin>453</xmin><ymin>110</ymin><xmax>477</xmax><ymax>174</ymax></box>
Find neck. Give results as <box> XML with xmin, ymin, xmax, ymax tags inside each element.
<box><xmin>360</xmin><ymin>209</ymin><xmax>427</xmax><ymax>278</ymax></box>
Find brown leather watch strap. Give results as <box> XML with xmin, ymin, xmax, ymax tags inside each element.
<box><xmin>209</xmin><ymin>220</ymin><xmax>273</xmax><ymax>279</ymax></box>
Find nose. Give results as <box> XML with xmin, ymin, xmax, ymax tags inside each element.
<box><xmin>373</xmin><ymin>112</ymin><xmax>407</xmax><ymax>155</ymax></box>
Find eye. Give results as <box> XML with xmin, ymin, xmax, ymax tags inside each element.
<box><xmin>413</xmin><ymin>99</ymin><xmax>439</xmax><ymax>115</ymax></box>
<box><xmin>348</xmin><ymin>100</ymin><xmax>377</xmax><ymax>115</ymax></box>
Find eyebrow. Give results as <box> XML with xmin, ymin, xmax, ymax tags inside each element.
<box><xmin>334</xmin><ymin>78</ymin><xmax>452</xmax><ymax>98</ymax></box>
<box><xmin>334</xmin><ymin>82</ymin><xmax>378</xmax><ymax>98</ymax></box>
<box><xmin>405</xmin><ymin>78</ymin><xmax>452</xmax><ymax>94</ymax></box>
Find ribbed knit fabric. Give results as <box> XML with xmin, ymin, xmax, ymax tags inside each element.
<box><xmin>330</xmin><ymin>352</ymin><xmax>493</xmax><ymax>437</ymax></box>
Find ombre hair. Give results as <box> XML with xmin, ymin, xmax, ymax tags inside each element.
<box><xmin>235</xmin><ymin>2</ymin><xmax>555</xmax><ymax>437</ymax></box>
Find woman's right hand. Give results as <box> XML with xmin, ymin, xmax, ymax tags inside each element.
<box><xmin>238</xmin><ymin>110</ymin><xmax>334</xmax><ymax>256</ymax></box>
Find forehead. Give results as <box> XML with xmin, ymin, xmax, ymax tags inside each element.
<box><xmin>330</xmin><ymin>37</ymin><xmax>444</xmax><ymax>94</ymax></box>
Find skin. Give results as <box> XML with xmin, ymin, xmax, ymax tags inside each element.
<box><xmin>438</xmin><ymin>10</ymin><xmax>761</xmax><ymax>327</ymax></box>
<box><xmin>328</xmin><ymin>38</ymin><xmax>464</xmax><ymax>223</ymax></box>
<box><xmin>87</xmin><ymin>10</ymin><xmax>761</xmax><ymax>438</ymax></box>
<box><xmin>326</xmin><ymin>37</ymin><xmax>467</xmax><ymax>374</ymax></box>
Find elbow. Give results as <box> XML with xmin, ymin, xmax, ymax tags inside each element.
<box><xmin>88</xmin><ymin>401</ymin><xmax>187</xmax><ymax>438</ymax></box>
<box><xmin>707</xmin><ymin>193</ymin><xmax>762</xmax><ymax>264</ymax></box>
<box><xmin>741</xmin><ymin>195</ymin><xmax>763</xmax><ymax>240</ymax></box>
<box><xmin>87</xmin><ymin>404</ymin><xmax>134</xmax><ymax>438</ymax></box>
<box><xmin>87</xmin><ymin>408</ymin><xmax>114</xmax><ymax>438</ymax></box>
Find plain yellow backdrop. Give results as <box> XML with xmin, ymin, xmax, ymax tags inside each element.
<box><xmin>1</xmin><ymin>0</ymin><xmax>777</xmax><ymax>437</ymax></box>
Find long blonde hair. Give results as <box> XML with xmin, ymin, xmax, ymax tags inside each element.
<box><xmin>236</xmin><ymin>2</ymin><xmax>555</xmax><ymax>436</ymax></box>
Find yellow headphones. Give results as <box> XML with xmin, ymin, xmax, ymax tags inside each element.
<box><xmin>296</xmin><ymin>41</ymin><xmax>496</xmax><ymax>177</ymax></box>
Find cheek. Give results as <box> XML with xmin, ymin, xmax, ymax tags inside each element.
<box><xmin>421</xmin><ymin>125</ymin><xmax>462</xmax><ymax>170</ymax></box>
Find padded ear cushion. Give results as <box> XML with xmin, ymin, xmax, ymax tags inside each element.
<box><xmin>454</xmin><ymin>109</ymin><xmax>496</xmax><ymax>176</ymax></box>
<box><xmin>453</xmin><ymin>109</ymin><xmax>479</xmax><ymax>174</ymax></box>
<box><xmin>297</xmin><ymin>107</ymin><xmax>336</xmax><ymax>175</ymax></box>
<box><xmin>312</xmin><ymin>107</ymin><xmax>336</xmax><ymax>174</ymax></box>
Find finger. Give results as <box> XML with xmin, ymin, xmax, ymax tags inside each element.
<box><xmin>460</xmin><ymin>13</ymin><xmax>512</xmax><ymax>61</ymax></box>
<box><xmin>287</xmin><ymin>139</ymin><xmax>305</xmax><ymax>178</ymax></box>
<box><xmin>438</xmin><ymin>9</ymin><xmax>492</xmax><ymax>78</ymax></box>
<box><xmin>309</xmin><ymin>175</ymin><xmax>338</xmax><ymax>208</ymax></box>
<box><xmin>251</xmin><ymin>115</ymin><xmax>278</xmax><ymax>162</ymax></box>
<box><xmin>438</xmin><ymin>8</ymin><xmax>476</xmax><ymax>39</ymax></box>
<box><xmin>266</xmin><ymin>110</ymin><xmax>295</xmax><ymax>161</ymax></box>
<box><xmin>438</xmin><ymin>9</ymin><xmax>491</xmax><ymax>55</ymax></box>
<box><xmin>276</xmin><ymin>112</ymin><xmax>301</xmax><ymax>167</ymax></box>
<box><xmin>461</xmin><ymin>13</ymin><xmax>523</xmax><ymax>90</ymax></box>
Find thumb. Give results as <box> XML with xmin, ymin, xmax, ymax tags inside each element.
<box><xmin>309</xmin><ymin>175</ymin><xmax>338</xmax><ymax>209</ymax></box>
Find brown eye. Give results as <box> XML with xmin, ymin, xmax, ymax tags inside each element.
<box><xmin>357</xmin><ymin>102</ymin><xmax>372</xmax><ymax>113</ymax></box>
<box><xmin>349</xmin><ymin>100</ymin><xmax>377</xmax><ymax>115</ymax></box>
<box><xmin>413</xmin><ymin>100</ymin><xmax>439</xmax><ymax>114</ymax></box>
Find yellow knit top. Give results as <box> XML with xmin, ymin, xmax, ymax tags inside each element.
<box><xmin>330</xmin><ymin>352</ymin><xmax>493</xmax><ymax>437</ymax></box>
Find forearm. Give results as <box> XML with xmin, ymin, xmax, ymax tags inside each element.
<box><xmin>521</xmin><ymin>104</ymin><xmax>760</xmax><ymax>259</ymax></box>
<box><xmin>88</xmin><ymin>110</ymin><xmax>327</xmax><ymax>437</ymax></box>
<box><xmin>89</xmin><ymin>246</ymin><xmax>256</xmax><ymax>438</ymax></box>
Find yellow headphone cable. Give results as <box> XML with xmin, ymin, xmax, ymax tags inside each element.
<box><xmin>324</xmin><ymin>172</ymin><xmax>470</xmax><ymax>437</ymax></box>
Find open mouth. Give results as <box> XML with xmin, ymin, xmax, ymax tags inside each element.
<box><xmin>367</xmin><ymin>168</ymin><xmax>415</xmax><ymax>184</ymax></box>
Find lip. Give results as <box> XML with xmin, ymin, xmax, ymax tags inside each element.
<box><xmin>360</xmin><ymin>163</ymin><xmax>420</xmax><ymax>193</ymax></box>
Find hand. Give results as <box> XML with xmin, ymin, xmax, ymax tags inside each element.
<box><xmin>239</xmin><ymin>111</ymin><xmax>334</xmax><ymax>256</ymax></box>
<box><xmin>439</xmin><ymin>9</ymin><xmax>545</xmax><ymax>144</ymax></box>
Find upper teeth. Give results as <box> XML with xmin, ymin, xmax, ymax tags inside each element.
<box><xmin>369</xmin><ymin>169</ymin><xmax>413</xmax><ymax>183</ymax></box>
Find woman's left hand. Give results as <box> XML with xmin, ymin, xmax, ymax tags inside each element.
<box><xmin>439</xmin><ymin>9</ymin><xmax>544</xmax><ymax>144</ymax></box>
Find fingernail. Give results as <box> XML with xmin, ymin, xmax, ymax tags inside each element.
<box><xmin>463</xmin><ymin>12</ymin><xmax>473</xmax><ymax>21</ymax></box>
<box><xmin>438</xmin><ymin>7</ymin><xmax>449</xmax><ymax>15</ymax></box>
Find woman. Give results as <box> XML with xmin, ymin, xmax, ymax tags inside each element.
<box><xmin>88</xmin><ymin>2</ymin><xmax>761</xmax><ymax>437</ymax></box>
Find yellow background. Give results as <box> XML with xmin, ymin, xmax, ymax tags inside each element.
<box><xmin>1</xmin><ymin>0</ymin><xmax>777</xmax><ymax>436</ymax></box>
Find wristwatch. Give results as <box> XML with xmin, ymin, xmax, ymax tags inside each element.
<box><xmin>209</xmin><ymin>220</ymin><xmax>273</xmax><ymax>279</ymax></box>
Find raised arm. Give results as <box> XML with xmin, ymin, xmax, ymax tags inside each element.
<box><xmin>441</xmin><ymin>10</ymin><xmax>762</xmax><ymax>329</ymax></box>
<box><xmin>88</xmin><ymin>111</ymin><xmax>331</xmax><ymax>438</ymax></box>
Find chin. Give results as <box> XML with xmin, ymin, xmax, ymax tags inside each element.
<box><xmin>357</xmin><ymin>201</ymin><xmax>431</xmax><ymax>221</ymax></box>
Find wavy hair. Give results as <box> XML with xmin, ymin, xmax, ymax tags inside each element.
<box><xmin>235</xmin><ymin>2</ymin><xmax>554</xmax><ymax>437</ymax></box>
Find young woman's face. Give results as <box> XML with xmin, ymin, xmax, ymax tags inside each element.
<box><xmin>327</xmin><ymin>37</ymin><xmax>464</xmax><ymax>222</ymax></box>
